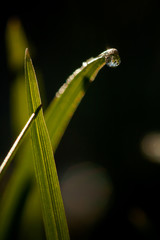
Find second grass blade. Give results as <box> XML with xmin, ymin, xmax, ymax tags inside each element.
<box><xmin>25</xmin><ymin>48</ymin><xmax>70</xmax><ymax>240</ymax></box>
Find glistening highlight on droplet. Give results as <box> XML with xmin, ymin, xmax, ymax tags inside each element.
<box><xmin>99</xmin><ymin>48</ymin><xmax>121</xmax><ymax>67</ymax></box>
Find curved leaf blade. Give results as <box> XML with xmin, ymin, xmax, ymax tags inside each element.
<box><xmin>45</xmin><ymin>48</ymin><xmax>120</xmax><ymax>150</ymax></box>
<box><xmin>46</xmin><ymin>55</ymin><xmax>106</xmax><ymax>150</ymax></box>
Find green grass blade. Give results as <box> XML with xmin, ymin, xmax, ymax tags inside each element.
<box><xmin>21</xmin><ymin>48</ymin><xmax>120</xmax><ymax>238</ymax></box>
<box><xmin>0</xmin><ymin>47</ymin><xmax>120</xmax><ymax>239</ymax></box>
<box><xmin>25</xmin><ymin>49</ymin><xmax>70</xmax><ymax>240</ymax></box>
<box><xmin>19</xmin><ymin>48</ymin><xmax>121</xmax><ymax>238</ymax></box>
<box><xmin>46</xmin><ymin>48</ymin><xmax>121</xmax><ymax>150</ymax></box>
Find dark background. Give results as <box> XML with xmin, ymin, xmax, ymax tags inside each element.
<box><xmin>0</xmin><ymin>0</ymin><xmax>160</xmax><ymax>239</ymax></box>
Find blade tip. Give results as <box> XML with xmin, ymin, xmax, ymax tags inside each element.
<box><xmin>25</xmin><ymin>48</ymin><xmax>30</xmax><ymax>60</ymax></box>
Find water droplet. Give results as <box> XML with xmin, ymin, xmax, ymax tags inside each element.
<box><xmin>100</xmin><ymin>48</ymin><xmax>121</xmax><ymax>68</ymax></box>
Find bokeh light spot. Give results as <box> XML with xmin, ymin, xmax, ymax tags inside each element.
<box><xmin>141</xmin><ymin>132</ymin><xmax>160</xmax><ymax>163</ymax></box>
<box><xmin>61</xmin><ymin>161</ymin><xmax>113</xmax><ymax>230</ymax></box>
